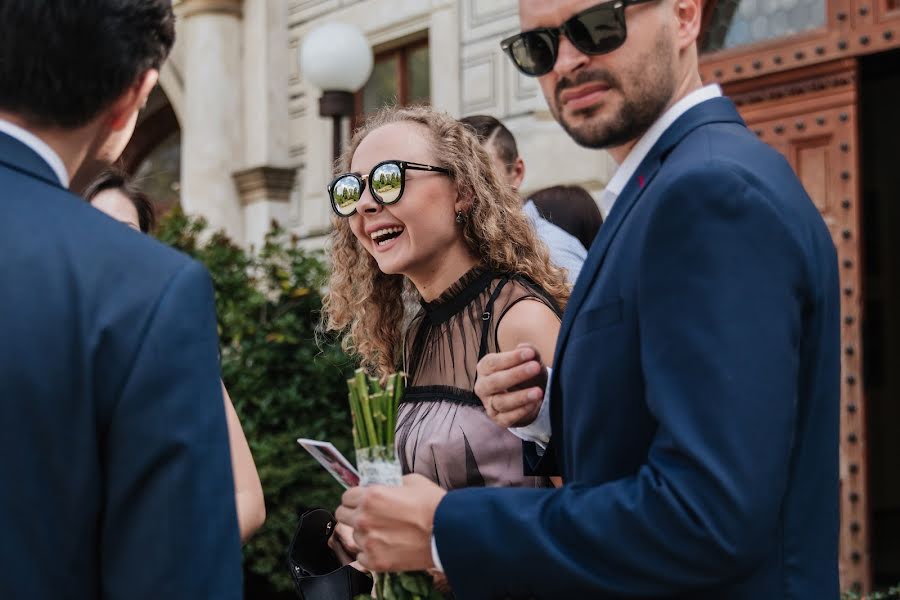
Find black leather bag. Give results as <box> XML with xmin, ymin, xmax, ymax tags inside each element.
<box><xmin>287</xmin><ymin>508</ymin><xmax>373</xmax><ymax>600</ymax></box>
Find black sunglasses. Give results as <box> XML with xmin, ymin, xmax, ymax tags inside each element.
<box><xmin>500</xmin><ymin>0</ymin><xmax>657</xmax><ymax>77</ymax></box>
<box><xmin>327</xmin><ymin>160</ymin><xmax>450</xmax><ymax>217</ymax></box>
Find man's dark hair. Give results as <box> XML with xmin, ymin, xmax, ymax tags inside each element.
<box><xmin>0</xmin><ymin>1</ymin><xmax>176</xmax><ymax>128</ymax></box>
<box><xmin>84</xmin><ymin>167</ymin><xmax>157</xmax><ymax>234</ymax></box>
<box><xmin>459</xmin><ymin>115</ymin><xmax>519</xmax><ymax>170</ymax></box>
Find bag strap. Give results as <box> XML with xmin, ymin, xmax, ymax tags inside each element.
<box><xmin>478</xmin><ymin>275</ymin><xmax>511</xmax><ymax>361</ymax></box>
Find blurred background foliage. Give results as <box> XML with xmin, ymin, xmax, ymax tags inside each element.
<box><xmin>843</xmin><ymin>586</ymin><xmax>900</xmax><ymax>599</ymax></box>
<box><xmin>157</xmin><ymin>208</ymin><xmax>353</xmax><ymax>598</ymax></box>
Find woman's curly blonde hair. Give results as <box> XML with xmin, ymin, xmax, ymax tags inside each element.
<box><xmin>321</xmin><ymin>105</ymin><xmax>570</xmax><ymax>377</ymax></box>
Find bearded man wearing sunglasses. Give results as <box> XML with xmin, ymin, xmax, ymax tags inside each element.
<box><xmin>337</xmin><ymin>0</ymin><xmax>840</xmax><ymax>598</ymax></box>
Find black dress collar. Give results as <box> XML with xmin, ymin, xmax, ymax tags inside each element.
<box><xmin>420</xmin><ymin>266</ymin><xmax>497</xmax><ymax>324</ymax></box>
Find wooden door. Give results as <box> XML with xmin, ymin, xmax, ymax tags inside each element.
<box><xmin>722</xmin><ymin>58</ymin><xmax>870</xmax><ymax>592</ymax></box>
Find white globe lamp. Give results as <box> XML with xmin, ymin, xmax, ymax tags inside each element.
<box><xmin>299</xmin><ymin>23</ymin><xmax>374</xmax><ymax>164</ymax></box>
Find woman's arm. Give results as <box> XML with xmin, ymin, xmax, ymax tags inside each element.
<box><xmin>222</xmin><ymin>383</ymin><xmax>266</xmax><ymax>543</ymax></box>
<box><xmin>496</xmin><ymin>299</ymin><xmax>563</xmax><ymax>487</ymax></box>
<box><xmin>495</xmin><ymin>299</ymin><xmax>559</xmax><ymax>366</ymax></box>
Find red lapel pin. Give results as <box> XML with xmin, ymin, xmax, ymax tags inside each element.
<box><xmin>638</xmin><ymin>174</ymin><xmax>646</xmax><ymax>189</ymax></box>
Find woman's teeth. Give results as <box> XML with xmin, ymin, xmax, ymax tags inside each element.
<box><xmin>371</xmin><ymin>227</ymin><xmax>404</xmax><ymax>246</ymax></box>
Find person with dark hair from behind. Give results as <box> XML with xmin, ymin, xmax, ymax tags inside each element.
<box><xmin>460</xmin><ymin>114</ymin><xmax>586</xmax><ymax>285</ymax></box>
<box><xmin>529</xmin><ymin>184</ymin><xmax>604</xmax><ymax>251</ymax></box>
<box><xmin>83</xmin><ymin>167</ymin><xmax>157</xmax><ymax>232</ymax></box>
<box><xmin>0</xmin><ymin>1</ymin><xmax>242</xmax><ymax>598</ymax></box>
<box><xmin>85</xmin><ymin>167</ymin><xmax>267</xmax><ymax>543</ymax></box>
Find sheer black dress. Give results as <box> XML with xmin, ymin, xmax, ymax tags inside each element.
<box><xmin>396</xmin><ymin>267</ymin><xmax>560</xmax><ymax>490</ymax></box>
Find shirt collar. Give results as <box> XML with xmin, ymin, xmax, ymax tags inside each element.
<box><xmin>600</xmin><ymin>84</ymin><xmax>722</xmax><ymax>217</ymax></box>
<box><xmin>0</xmin><ymin>119</ymin><xmax>70</xmax><ymax>187</ymax></box>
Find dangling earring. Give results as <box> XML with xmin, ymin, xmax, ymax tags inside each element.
<box><xmin>455</xmin><ymin>210</ymin><xmax>466</xmax><ymax>224</ymax></box>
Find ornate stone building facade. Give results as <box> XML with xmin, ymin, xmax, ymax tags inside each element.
<box><xmin>137</xmin><ymin>0</ymin><xmax>614</xmax><ymax>250</ymax></box>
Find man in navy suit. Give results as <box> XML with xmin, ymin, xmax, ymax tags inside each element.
<box><xmin>337</xmin><ymin>0</ymin><xmax>840</xmax><ymax>598</ymax></box>
<box><xmin>0</xmin><ymin>2</ymin><xmax>242</xmax><ymax>597</ymax></box>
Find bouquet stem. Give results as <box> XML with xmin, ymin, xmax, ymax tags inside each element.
<box><xmin>347</xmin><ymin>370</ymin><xmax>446</xmax><ymax>600</ymax></box>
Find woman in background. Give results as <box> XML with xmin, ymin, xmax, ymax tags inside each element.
<box><xmin>84</xmin><ymin>167</ymin><xmax>266</xmax><ymax>543</ymax></box>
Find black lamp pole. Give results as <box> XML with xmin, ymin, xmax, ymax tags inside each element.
<box><xmin>318</xmin><ymin>90</ymin><xmax>356</xmax><ymax>167</ymax></box>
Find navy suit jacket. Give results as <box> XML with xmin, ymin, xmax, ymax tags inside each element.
<box><xmin>434</xmin><ymin>98</ymin><xmax>840</xmax><ymax>599</ymax></box>
<box><xmin>0</xmin><ymin>132</ymin><xmax>243</xmax><ymax>598</ymax></box>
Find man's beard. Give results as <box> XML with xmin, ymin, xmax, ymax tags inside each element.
<box><xmin>552</xmin><ymin>36</ymin><xmax>676</xmax><ymax>150</ymax></box>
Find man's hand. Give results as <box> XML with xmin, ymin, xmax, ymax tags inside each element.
<box><xmin>335</xmin><ymin>474</ymin><xmax>446</xmax><ymax>573</ymax></box>
<box><xmin>475</xmin><ymin>343</ymin><xmax>547</xmax><ymax>428</ymax></box>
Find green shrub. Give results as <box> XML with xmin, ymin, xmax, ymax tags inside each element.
<box><xmin>842</xmin><ymin>586</ymin><xmax>900</xmax><ymax>600</ymax></box>
<box><xmin>156</xmin><ymin>209</ymin><xmax>354</xmax><ymax>598</ymax></box>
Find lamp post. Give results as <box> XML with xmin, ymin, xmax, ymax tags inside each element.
<box><xmin>299</xmin><ymin>22</ymin><xmax>374</xmax><ymax>167</ymax></box>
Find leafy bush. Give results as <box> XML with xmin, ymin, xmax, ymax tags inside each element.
<box><xmin>156</xmin><ymin>209</ymin><xmax>354</xmax><ymax>598</ymax></box>
<box><xmin>842</xmin><ymin>586</ymin><xmax>900</xmax><ymax>600</ymax></box>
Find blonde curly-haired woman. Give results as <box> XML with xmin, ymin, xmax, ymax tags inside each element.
<box><xmin>323</xmin><ymin>105</ymin><xmax>569</xmax><ymax>497</ymax></box>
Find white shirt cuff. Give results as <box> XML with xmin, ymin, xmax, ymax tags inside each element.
<box><xmin>508</xmin><ymin>367</ymin><xmax>553</xmax><ymax>449</ymax></box>
<box><xmin>431</xmin><ymin>534</ymin><xmax>444</xmax><ymax>572</ymax></box>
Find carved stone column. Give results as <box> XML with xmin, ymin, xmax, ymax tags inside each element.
<box><xmin>176</xmin><ymin>0</ymin><xmax>245</xmax><ymax>242</ymax></box>
<box><xmin>238</xmin><ymin>0</ymin><xmax>296</xmax><ymax>248</ymax></box>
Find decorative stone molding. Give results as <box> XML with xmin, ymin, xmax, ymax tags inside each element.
<box><xmin>176</xmin><ymin>0</ymin><xmax>243</xmax><ymax>19</ymax></box>
<box><xmin>233</xmin><ymin>166</ymin><xmax>297</xmax><ymax>206</ymax></box>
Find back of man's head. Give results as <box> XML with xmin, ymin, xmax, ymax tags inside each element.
<box><xmin>0</xmin><ymin>1</ymin><xmax>175</xmax><ymax>129</ymax></box>
<box><xmin>459</xmin><ymin>115</ymin><xmax>520</xmax><ymax>170</ymax></box>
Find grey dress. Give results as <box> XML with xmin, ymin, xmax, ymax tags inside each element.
<box><xmin>396</xmin><ymin>267</ymin><xmax>559</xmax><ymax>490</ymax></box>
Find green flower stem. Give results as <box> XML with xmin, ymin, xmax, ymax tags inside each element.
<box><xmin>388</xmin><ymin>374</ymin><xmax>404</xmax><ymax>448</ymax></box>
<box><xmin>355</xmin><ymin>370</ymin><xmax>379</xmax><ymax>446</ymax></box>
<box><xmin>383</xmin><ymin>380</ymin><xmax>394</xmax><ymax>450</ymax></box>
<box><xmin>347</xmin><ymin>379</ymin><xmax>364</xmax><ymax>449</ymax></box>
<box><xmin>349</xmin><ymin>371</ymin><xmax>444</xmax><ymax>600</ymax></box>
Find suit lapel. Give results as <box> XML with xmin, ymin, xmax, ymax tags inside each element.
<box><xmin>556</xmin><ymin>157</ymin><xmax>659</xmax><ymax>352</ymax></box>
<box><xmin>550</xmin><ymin>98</ymin><xmax>747</xmax><ymax>431</ymax></box>
<box><xmin>0</xmin><ymin>131</ymin><xmax>65</xmax><ymax>189</ymax></box>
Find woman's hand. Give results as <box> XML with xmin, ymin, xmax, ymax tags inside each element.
<box><xmin>328</xmin><ymin>522</ymin><xmax>360</xmax><ymax>566</ymax></box>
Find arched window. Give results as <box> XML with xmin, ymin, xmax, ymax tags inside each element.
<box><xmin>122</xmin><ymin>86</ymin><xmax>182</xmax><ymax>213</ymax></box>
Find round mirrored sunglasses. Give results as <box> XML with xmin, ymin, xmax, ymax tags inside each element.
<box><xmin>327</xmin><ymin>160</ymin><xmax>450</xmax><ymax>217</ymax></box>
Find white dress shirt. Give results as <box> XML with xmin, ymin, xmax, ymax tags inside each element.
<box><xmin>0</xmin><ymin>119</ymin><xmax>69</xmax><ymax>187</ymax></box>
<box><xmin>432</xmin><ymin>84</ymin><xmax>724</xmax><ymax>572</ymax></box>
<box><xmin>599</xmin><ymin>84</ymin><xmax>723</xmax><ymax>218</ymax></box>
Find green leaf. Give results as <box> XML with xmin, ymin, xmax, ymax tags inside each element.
<box><xmin>397</xmin><ymin>572</ymin><xmax>433</xmax><ymax>595</ymax></box>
